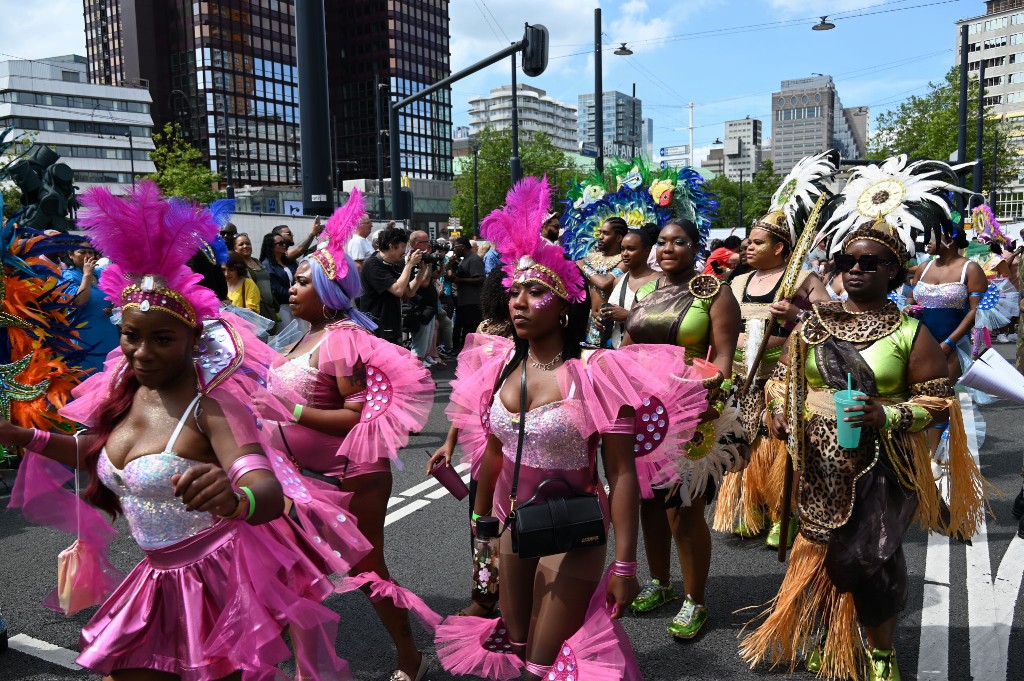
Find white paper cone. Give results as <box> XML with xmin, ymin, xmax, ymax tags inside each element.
<box><xmin>959</xmin><ymin>348</ymin><xmax>1024</xmax><ymax>404</ymax></box>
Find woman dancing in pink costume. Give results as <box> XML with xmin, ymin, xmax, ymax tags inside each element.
<box><xmin>433</xmin><ymin>177</ymin><xmax>707</xmax><ymax>681</ymax></box>
<box><xmin>269</xmin><ymin>188</ymin><xmax>436</xmax><ymax>681</ymax></box>
<box><xmin>8</xmin><ymin>182</ymin><xmax>370</xmax><ymax>680</ymax></box>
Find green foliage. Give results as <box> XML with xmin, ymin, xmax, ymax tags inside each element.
<box><xmin>869</xmin><ymin>66</ymin><xmax>1021</xmax><ymax>192</ymax></box>
<box><xmin>450</xmin><ymin>127</ymin><xmax>583</xmax><ymax>236</ymax></box>
<box><xmin>1</xmin><ymin>184</ymin><xmax>21</xmax><ymax>219</ymax></box>
<box><xmin>146</xmin><ymin>122</ymin><xmax>223</xmax><ymax>204</ymax></box>
<box><xmin>705</xmin><ymin>160</ymin><xmax>782</xmax><ymax>230</ymax></box>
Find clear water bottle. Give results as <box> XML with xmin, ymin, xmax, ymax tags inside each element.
<box><xmin>472</xmin><ymin>516</ymin><xmax>500</xmax><ymax>609</ymax></box>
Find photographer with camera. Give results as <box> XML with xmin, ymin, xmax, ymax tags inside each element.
<box><xmin>405</xmin><ymin>231</ymin><xmax>441</xmax><ymax>365</ymax></box>
<box><xmin>358</xmin><ymin>227</ymin><xmax>429</xmax><ymax>345</ymax></box>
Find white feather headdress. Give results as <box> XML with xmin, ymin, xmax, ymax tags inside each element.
<box><xmin>763</xmin><ymin>149</ymin><xmax>839</xmax><ymax>245</ymax></box>
<box><xmin>821</xmin><ymin>154</ymin><xmax>968</xmax><ymax>257</ymax></box>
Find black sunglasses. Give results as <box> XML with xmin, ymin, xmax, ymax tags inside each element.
<box><xmin>834</xmin><ymin>253</ymin><xmax>897</xmax><ymax>273</ymax></box>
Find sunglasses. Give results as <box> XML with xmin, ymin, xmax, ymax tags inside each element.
<box><xmin>833</xmin><ymin>253</ymin><xmax>897</xmax><ymax>273</ymax></box>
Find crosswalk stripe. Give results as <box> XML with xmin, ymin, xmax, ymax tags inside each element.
<box><xmin>8</xmin><ymin>634</ymin><xmax>82</xmax><ymax>670</ymax></box>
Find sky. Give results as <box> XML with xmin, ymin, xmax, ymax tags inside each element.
<box><xmin>2</xmin><ymin>0</ymin><xmax>983</xmax><ymax>167</ymax></box>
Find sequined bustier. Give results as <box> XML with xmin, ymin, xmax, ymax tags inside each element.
<box><xmin>270</xmin><ymin>341</ymin><xmax>348</xmax><ymax>410</ymax></box>
<box><xmin>489</xmin><ymin>392</ymin><xmax>606</xmax><ymax>525</ymax></box>
<box><xmin>97</xmin><ymin>395</ymin><xmax>218</xmax><ymax>551</ymax></box>
<box><xmin>913</xmin><ymin>260</ymin><xmax>969</xmax><ymax>310</ymax></box>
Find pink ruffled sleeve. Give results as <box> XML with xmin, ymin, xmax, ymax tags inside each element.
<box><xmin>317</xmin><ymin>323</ymin><xmax>434</xmax><ymax>467</ymax></box>
<box><xmin>446</xmin><ymin>333</ymin><xmax>515</xmax><ymax>477</ymax></box>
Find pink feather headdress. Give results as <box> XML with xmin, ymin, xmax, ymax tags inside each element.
<box><xmin>480</xmin><ymin>176</ymin><xmax>585</xmax><ymax>303</ymax></box>
<box><xmin>310</xmin><ymin>187</ymin><xmax>365</xmax><ymax>282</ymax></box>
<box><xmin>77</xmin><ymin>180</ymin><xmax>220</xmax><ymax>327</ymax></box>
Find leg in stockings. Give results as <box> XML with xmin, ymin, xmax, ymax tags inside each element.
<box><xmin>340</xmin><ymin>471</ymin><xmax>422</xmax><ymax>677</ymax></box>
<box><xmin>667</xmin><ymin>496</ymin><xmax>711</xmax><ymax>604</ymax></box>
<box><xmin>640</xmin><ymin>490</ymin><xmax>672</xmax><ymax>583</ymax></box>
<box><xmin>498</xmin><ymin>532</ymin><xmax>539</xmax><ymax>656</ymax></box>
<box><xmin>524</xmin><ymin>544</ymin><xmax>606</xmax><ymax>680</ymax></box>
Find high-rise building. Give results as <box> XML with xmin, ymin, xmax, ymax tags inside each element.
<box><xmin>722</xmin><ymin>117</ymin><xmax>764</xmax><ymax>181</ymax></box>
<box><xmin>0</xmin><ymin>54</ymin><xmax>156</xmax><ymax>189</ymax></box>
<box><xmin>82</xmin><ymin>1</ymin><xmax>454</xmax><ymax>192</ymax></box>
<box><xmin>83</xmin><ymin>0</ymin><xmax>300</xmax><ymax>187</ymax></box>
<box><xmin>328</xmin><ymin>0</ymin><xmax>453</xmax><ymax>184</ymax></box>
<box><xmin>578</xmin><ymin>90</ymin><xmax>645</xmax><ymax>159</ymax></box>
<box><xmin>468</xmin><ymin>84</ymin><xmax>577</xmax><ymax>154</ymax></box>
<box><xmin>956</xmin><ymin>0</ymin><xmax>1024</xmax><ymax>218</ymax></box>
<box><xmin>641</xmin><ymin>117</ymin><xmax>655</xmax><ymax>160</ymax></box>
<box><xmin>770</xmin><ymin>75</ymin><xmax>868</xmax><ymax>175</ymax></box>
<box><xmin>700</xmin><ymin>147</ymin><xmax>725</xmax><ymax>177</ymax></box>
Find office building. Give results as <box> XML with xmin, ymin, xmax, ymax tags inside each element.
<box><xmin>641</xmin><ymin>117</ymin><xmax>655</xmax><ymax>160</ymax></box>
<box><xmin>700</xmin><ymin>147</ymin><xmax>725</xmax><ymax>177</ymax></box>
<box><xmin>328</xmin><ymin>0</ymin><xmax>453</xmax><ymax>184</ymax></box>
<box><xmin>82</xmin><ymin>0</ymin><xmax>454</xmax><ymax>194</ymax></box>
<box><xmin>578</xmin><ymin>90</ymin><xmax>645</xmax><ymax>159</ymax></box>
<box><xmin>722</xmin><ymin>117</ymin><xmax>764</xmax><ymax>181</ymax></box>
<box><xmin>468</xmin><ymin>84</ymin><xmax>577</xmax><ymax>154</ymax></box>
<box><xmin>770</xmin><ymin>75</ymin><xmax>868</xmax><ymax>175</ymax></box>
<box><xmin>957</xmin><ymin>0</ymin><xmax>1024</xmax><ymax>218</ymax></box>
<box><xmin>0</xmin><ymin>54</ymin><xmax>155</xmax><ymax>188</ymax></box>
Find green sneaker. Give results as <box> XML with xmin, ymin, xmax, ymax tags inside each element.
<box><xmin>667</xmin><ymin>595</ymin><xmax>707</xmax><ymax>639</ymax></box>
<box><xmin>733</xmin><ymin>517</ymin><xmax>758</xmax><ymax>538</ymax></box>
<box><xmin>766</xmin><ymin>516</ymin><xmax>798</xmax><ymax>549</ymax></box>
<box><xmin>629</xmin><ymin>578</ymin><xmax>677</xmax><ymax>613</ymax></box>
<box><xmin>867</xmin><ymin>648</ymin><xmax>901</xmax><ymax>681</ymax></box>
<box><xmin>804</xmin><ymin>646</ymin><xmax>823</xmax><ymax>673</ymax></box>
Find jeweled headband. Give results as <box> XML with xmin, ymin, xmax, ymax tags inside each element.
<box><xmin>513</xmin><ymin>256</ymin><xmax>569</xmax><ymax>300</ymax></box>
<box><xmin>840</xmin><ymin>219</ymin><xmax>911</xmax><ymax>264</ymax></box>
<box><xmin>120</xmin><ymin>275</ymin><xmax>199</xmax><ymax>327</ymax></box>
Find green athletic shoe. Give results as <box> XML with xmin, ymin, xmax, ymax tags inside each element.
<box><xmin>867</xmin><ymin>648</ymin><xmax>901</xmax><ymax>681</ymax></box>
<box><xmin>629</xmin><ymin>578</ymin><xmax>677</xmax><ymax>613</ymax></box>
<box><xmin>804</xmin><ymin>646</ymin><xmax>823</xmax><ymax>673</ymax></box>
<box><xmin>667</xmin><ymin>595</ymin><xmax>707</xmax><ymax>640</ymax></box>
<box><xmin>733</xmin><ymin>517</ymin><xmax>758</xmax><ymax>538</ymax></box>
<box><xmin>766</xmin><ymin>516</ymin><xmax>798</xmax><ymax>549</ymax></box>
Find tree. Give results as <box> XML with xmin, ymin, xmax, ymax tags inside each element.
<box><xmin>450</xmin><ymin>127</ymin><xmax>582</xmax><ymax>236</ymax></box>
<box><xmin>147</xmin><ymin>122</ymin><xmax>223</xmax><ymax>204</ymax></box>
<box><xmin>869</xmin><ymin>66</ymin><xmax>1021</xmax><ymax>194</ymax></box>
<box><xmin>705</xmin><ymin>160</ymin><xmax>782</xmax><ymax>231</ymax></box>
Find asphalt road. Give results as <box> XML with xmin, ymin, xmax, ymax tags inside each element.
<box><xmin>2</xmin><ymin>352</ymin><xmax>1024</xmax><ymax>681</ymax></box>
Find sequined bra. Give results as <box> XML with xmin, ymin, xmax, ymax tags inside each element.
<box><xmin>97</xmin><ymin>395</ymin><xmax>217</xmax><ymax>551</ymax></box>
<box><xmin>270</xmin><ymin>338</ymin><xmax>365</xmax><ymax>410</ymax></box>
<box><xmin>913</xmin><ymin>260</ymin><xmax>970</xmax><ymax>310</ymax></box>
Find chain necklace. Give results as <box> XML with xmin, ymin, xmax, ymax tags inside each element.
<box><xmin>753</xmin><ymin>265</ymin><xmax>785</xmax><ymax>281</ymax></box>
<box><xmin>528</xmin><ymin>350</ymin><xmax>563</xmax><ymax>371</ymax></box>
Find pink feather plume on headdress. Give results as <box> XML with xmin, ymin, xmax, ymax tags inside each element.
<box><xmin>316</xmin><ymin>187</ymin><xmax>366</xmax><ymax>281</ymax></box>
<box><xmin>77</xmin><ymin>180</ymin><xmax>221</xmax><ymax>324</ymax></box>
<box><xmin>480</xmin><ymin>176</ymin><xmax>585</xmax><ymax>303</ymax></box>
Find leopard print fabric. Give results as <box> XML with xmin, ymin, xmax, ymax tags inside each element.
<box><xmin>910</xmin><ymin>377</ymin><xmax>954</xmax><ymax>398</ymax></box>
<box><xmin>797</xmin><ymin>413</ymin><xmax>878</xmax><ymax>544</ymax></box>
<box><xmin>737</xmin><ymin>376</ymin><xmax>768</xmax><ymax>441</ymax></box>
<box><xmin>801</xmin><ymin>300</ymin><xmax>903</xmax><ymax>346</ymax></box>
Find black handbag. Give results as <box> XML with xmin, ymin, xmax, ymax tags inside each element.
<box><xmin>506</xmin><ymin>361</ymin><xmax>606</xmax><ymax>559</ymax></box>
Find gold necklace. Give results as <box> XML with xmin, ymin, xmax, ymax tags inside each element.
<box><xmin>753</xmin><ymin>266</ymin><xmax>784</xmax><ymax>281</ymax></box>
<box><xmin>528</xmin><ymin>350</ymin><xmax>563</xmax><ymax>371</ymax></box>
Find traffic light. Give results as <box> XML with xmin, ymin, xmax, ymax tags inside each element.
<box><xmin>522</xmin><ymin>24</ymin><xmax>549</xmax><ymax>78</ymax></box>
<box><xmin>7</xmin><ymin>144</ymin><xmax>77</xmax><ymax>231</ymax></box>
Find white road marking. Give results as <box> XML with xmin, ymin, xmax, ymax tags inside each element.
<box><xmin>8</xmin><ymin>634</ymin><xmax>82</xmax><ymax>670</ymax></box>
<box><xmin>425</xmin><ymin>473</ymin><xmax>472</xmax><ymax>500</ymax></box>
<box><xmin>387</xmin><ymin>496</ymin><xmax>405</xmax><ymax>508</ymax></box>
<box><xmin>399</xmin><ymin>477</ymin><xmax>442</xmax><ymax>498</ymax></box>
<box><xmin>384</xmin><ymin>499</ymin><xmax>431</xmax><ymax>526</ymax></box>
<box><xmin>918</xmin><ymin>531</ymin><xmax>950</xmax><ymax>680</ymax></box>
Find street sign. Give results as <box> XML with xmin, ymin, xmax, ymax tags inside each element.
<box><xmin>284</xmin><ymin>200</ymin><xmax>303</xmax><ymax>216</ymax></box>
<box><xmin>660</xmin><ymin>145</ymin><xmax>690</xmax><ymax>157</ymax></box>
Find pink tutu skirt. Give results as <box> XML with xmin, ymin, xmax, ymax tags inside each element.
<box><xmin>77</xmin><ymin>520</ymin><xmax>348</xmax><ymax>681</ymax></box>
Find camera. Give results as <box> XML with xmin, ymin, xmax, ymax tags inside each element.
<box><xmin>421</xmin><ymin>252</ymin><xmax>445</xmax><ymax>266</ymax></box>
<box><xmin>430</xmin><ymin>239</ymin><xmax>451</xmax><ymax>253</ymax></box>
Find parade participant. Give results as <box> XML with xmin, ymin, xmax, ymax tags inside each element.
<box><xmin>741</xmin><ymin>157</ymin><xmax>987</xmax><ymax>681</ymax></box>
<box><xmin>434</xmin><ymin>177</ymin><xmax>707</xmax><ymax>681</ymax></box>
<box><xmin>714</xmin><ymin>151</ymin><xmax>835</xmax><ymax>546</ymax></box>
<box><xmin>598</xmin><ymin>223</ymin><xmax>661</xmax><ymax>348</ymax></box>
<box><xmin>9</xmin><ymin>181</ymin><xmax>357</xmax><ymax>679</ymax></box>
<box><xmin>578</xmin><ymin>216</ymin><xmax>627</xmax><ymax>346</ymax></box>
<box><xmin>270</xmin><ymin>188</ymin><xmax>436</xmax><ymax>681</ymax></box>
<box><xmin>60</xmin><ymin>238</ymin><xmax>120</xmax><ymax>375</ymax></box>
<box><xmin>622</xmin><ymin>217</ymin><xmax>747</xmax><ymax>639</ymax></box>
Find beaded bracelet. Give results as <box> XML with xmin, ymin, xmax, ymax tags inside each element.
<box><xmin>610</xmin><ymin>560</ymin><xmax>638</xmax><ymax>578</ymax></box>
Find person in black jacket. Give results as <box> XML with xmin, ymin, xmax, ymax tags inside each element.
<box><xmin>260</xmin><ymin>232</ymin><xmax>295</xmax><ymax>330</ymax></box>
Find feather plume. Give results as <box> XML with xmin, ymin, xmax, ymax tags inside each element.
<box><xmin>481</xmin><ymin>176</ymin><xmax>585</xmax><ymax>303</ymax></box>
<box><xmin>768</xmin><ymin>150</ymin><xmax>839</xmax><ymax>245</ymax></box>
<box><xmin>77</xmin><ymin>180</ymin><xmax>220</xmax><ymax>323</ymax></box>
<box><xmin>319</xmin><ymin>188</ymin><xmax>366</xmax><ymax>281</ymax></box>
<box><xmin>821</xmin><ymin>154</ymin><xmax>968</xmax><ymax>257</ymax></box>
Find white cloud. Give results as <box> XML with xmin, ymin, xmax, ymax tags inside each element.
<box><xmin>4</xmin><ymin>0</ymin><xmax>85</xmax><ymax>60</ymax></box>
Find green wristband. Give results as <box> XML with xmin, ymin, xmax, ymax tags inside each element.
<box><xmin>291</xmin><ymin>403</ymin><xmax>304</xmax><ymax>423</ymax></box>
<box><xmin>240</xmin><ymin>486</ymin><xmax>257</xmax><ymax>521</ymax></box>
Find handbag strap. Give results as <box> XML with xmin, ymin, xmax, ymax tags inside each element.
<box><xmin>506</xmin><ymin>360</ymin><xmax>528</xmax><ymax>521</ymax></box>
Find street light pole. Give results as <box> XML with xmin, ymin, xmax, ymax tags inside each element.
<box><xmin>594</xmin><ymin>7</ymin><xmax>604</xmax><ymax>174</ymax></box>
<box><xmin>472</xmin><ymin>140</ymin><xmax>480</xmax><ymax>233</ymax></box>
<box><xmin>125</xmin><ymin>129</ymin><xmax>135</xmax><ymax>188</ymax></box>
<box><xmin>375</xmin><ymin>75</ymin><xmax>386</xmax><ymax>218</ymax></box>
<box><xmin>738</xmin><ymin>168</ymin><xmax>744</xmax><ymax>229</ymax></box>
<box><xmin>631</xmin><ymin>82</ymin><xmax>637</xmax><ymax>159</ymax></box>
<box><xmin>510</xmin><ymin>52</ymin><xmax>522</xmax><ymax>184</ymax></box>
<box><xmin>992</xmin><ymin>127</ymin><xmax>1000</xmax><ymax>209</ymax></box>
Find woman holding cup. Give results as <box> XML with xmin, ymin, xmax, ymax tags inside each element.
<box><xmin>740</xmin><ymin>157</ymin><xmax>988</xmax><ymax>681</ymax></box>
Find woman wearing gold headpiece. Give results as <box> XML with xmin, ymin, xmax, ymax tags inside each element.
<box><xmin>740</xmin><ymin>170</ymin><xmax>987</xmax><ymax>681</ymax></box>
<box><xmin>712</xmin><ymin>209</ymin><xmax>828</xmax><ymax>548</ymax></box>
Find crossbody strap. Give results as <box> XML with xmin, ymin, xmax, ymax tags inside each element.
<box><xmin>507</xmin><ymin>360</ymin><xmax>528</xmax><ymax>519</ymax></box>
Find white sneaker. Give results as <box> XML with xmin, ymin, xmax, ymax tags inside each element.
<box><xmin>1010</xmin><ymin>333</ymin><xmax>1020</xmax><ymax>342</ymax></box>
<box><xmin>997</xmin><ymin>334</ymin><xmax>1010</xmax><ymax>343</ymax></box>
<box><xmin>423</xmin><ymin>356</ymin><xmax>437</xmax><ymax>367</ymax></box>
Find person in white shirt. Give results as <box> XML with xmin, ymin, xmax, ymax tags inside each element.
<box><xmin>345</xmin><ymin>214</ymin><xmax>375</xmax><ymax>272</ymax></box>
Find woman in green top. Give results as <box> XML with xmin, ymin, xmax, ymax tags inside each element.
<box><xmin>622</xmin><ymin>218</ymin><xmax>745</xmax><ymax>640</ymax></box>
